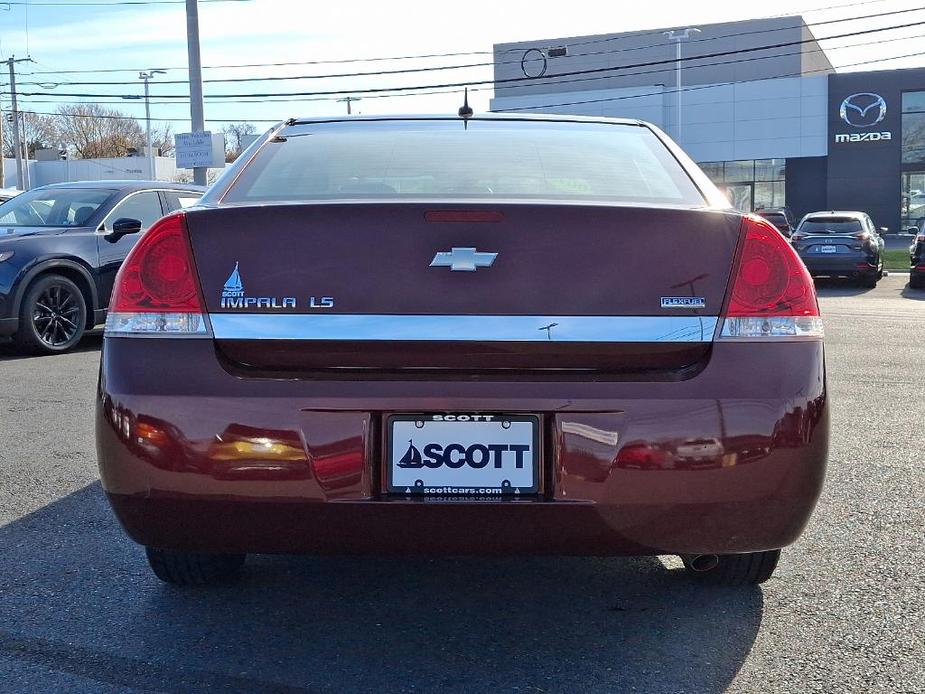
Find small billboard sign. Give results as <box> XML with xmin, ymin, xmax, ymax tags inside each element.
<box><xmin>175</xmin><ymin>132</ymin><xmax>226</xmax><ymax>169</ymax></box>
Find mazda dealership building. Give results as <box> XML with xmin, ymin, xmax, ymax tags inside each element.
<box><xmin>490</xmin><ymin>16</ymin><xmax>925</xmax><ymax>233</ymax></box>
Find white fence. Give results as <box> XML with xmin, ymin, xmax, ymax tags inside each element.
<box><xmin>1</xmin><ymin>156</ymin><xmax>181</xmax><ymax>189</ymax></box>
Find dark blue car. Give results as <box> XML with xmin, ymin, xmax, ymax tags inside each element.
<box><xmin>790</xmin><ymin>210</ymin><xmax>886</xmax><ymax>288</ymax></box>
<box><xmin>0</xmin><ymin>181</ymin><xmax>204</xmax><ymax>353</ymax></box>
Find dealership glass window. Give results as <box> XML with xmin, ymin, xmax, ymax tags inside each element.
<box><xmin>723</xmin><ymin>160</ymin><xmax>755</xmax><ymax>183</ymax></box>
<box><xmin>901</xmin><ymin>171</ymin><xmax>925</xmax><ymax>231</ymax></box>
<box><xmin>697</xmin><ymin>159</ymin><xmax>786</xmax><ymax>212</ymax></box>
<box><xmin>901</xmin><ymin>91</ymin><xmax>925</xmax><ymax>164</ymax></box>
<box><xmin>754</xmin><ymin>181</ymin><xmax>786</xmax><ymax>210</ymax></box>
<box><xmin>698</xmin><ymin>162</ymin><xmax>724</xmax><ymax>181</ymax></box>
<box><xmin>754</xmin><ymin>159</ymin><xmax>786</xmax><ymax>181</ymax></box>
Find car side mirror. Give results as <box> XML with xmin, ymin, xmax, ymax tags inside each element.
<box><xmin>107</xmin><ymin>217</ymin><xmax>143</xmax><ymax>241</ymax></box>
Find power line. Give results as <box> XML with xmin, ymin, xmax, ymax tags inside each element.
<box><xmin>9</xmin><ymin>0</ymin><xmax>911</xmax><ymax>77</ymax></box>
<box><xmin>16</xmin><ymin>58</ymin><xmax>494</xmax><ymax>87</ymax></box>
<box><xmin>15</xmin><ymin>29</ymin><xmax>925</xmax><ymax>112</ymax></box>
<box><xmin>482</xmin><ymin>30</ymin><xmax>925</xmax><ymax>100</ymax></box>
<box><xmin>16</xmin><ymin>4</ymin><xmax>925</xmax><ymax>87</ymax></box>
<box><xmin>505</xmin><ymin>0</ymin><xmax>904</xmax><ymax>54</ymax></box>
<box><xmin>0</xmin><ymin>0</ymin><xmax>249</xmax><ymax>5</ymax></box>
<box><xmin>15</xmin><ymin>16</ymin><xmax>925</xmax><ymax>100</ymax></box>
<box><xmin>14</xmin><ymin>46</ymin><xmax>925</xmax><ymax>125</ymax></box>
<box><xmin>492</xmin><ymin>47</ymin><xmax>925</xmax><ymax>113</ymax></box>
<box><xmin>18</xmin><ymin>51</ymin><xmax>493</xmax><ymax>76</ymax></box>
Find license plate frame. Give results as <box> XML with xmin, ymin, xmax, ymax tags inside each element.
<box><xmin>819</xmin><ymin>245</ymin><xmax>838</xmax><ymax>254</ymax></box>
<box><xmin>386</xmin><ymin>414</ymin><xmax>541</xmax><ymax>497</ymax></box>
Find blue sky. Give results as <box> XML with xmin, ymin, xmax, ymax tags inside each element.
<box><xmin>1</xmin><ymin>0</ymin><xmax>924</xmax><ymax>135</ymax></box>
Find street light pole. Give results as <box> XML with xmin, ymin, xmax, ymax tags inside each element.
<box><xmin>19</xmin><ymin>113</ymin><xmax>31</xmax><ymax>191</ymax></box>
<box><xmin>6</xmin><ymin>56</ymin><xmax>34</xmax><ymax>190</ymax></box>
<box><xmin>139</xmin><ymin>70</ymin><xmax>166</xmax><ymax>179</ymax></box>
<box><xmin>336</xmin><ymin>96</ymin><xmax>361</xmax><ymax>115</ymax></box>
<box><xmin>662</xmin><ymin>28</ymin><xmax>700</xmax><ymax>144</ymax></box>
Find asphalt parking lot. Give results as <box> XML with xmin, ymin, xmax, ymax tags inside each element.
<box><xmin>0</xmin><ymin>274</ymin><xmax>922</xmax><ymax>694</ymax></box>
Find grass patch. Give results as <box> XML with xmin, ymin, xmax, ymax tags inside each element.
<box><xmin>883</xmin><ymin>248</ymin><xmax>911</xmax><ymax>271</ymax></box>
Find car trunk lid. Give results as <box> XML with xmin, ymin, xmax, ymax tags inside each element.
<box><xmin>186</xmin><ymin>203</ymin><xmax>741</xmax><ymax>373</ymax></box>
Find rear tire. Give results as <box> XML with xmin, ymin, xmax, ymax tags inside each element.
<box><xmin>145</xmin><ymin>547</ymin><xmax>245</xmax><ymax>585</ymax></box>
<box><xmin>682</xmin><ymin>549</ymin><xmax>780</xmax><ymax>586</ymax></box>
<box><xmin>859</xmin><ymin>272</ymin><xmax>878</xmax><ymax>289</ymax></box>
<box><xmin>13</xmin><ymin>274</ymin><xmax>87</xmax><ymax>354</ymax></box>
<box><xmin>910</xmin><ymin>274</ymin><xmax>925</xmax><ymax>289</ymax></box>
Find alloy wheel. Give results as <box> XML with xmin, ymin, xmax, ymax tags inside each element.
<box><xmin>31</xmin><ymin>283</ymin><xmax>82</xmax><ymax>348</ymax></box>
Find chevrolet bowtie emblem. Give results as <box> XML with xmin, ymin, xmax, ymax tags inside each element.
<box><xmin>429</xmin><ymin>247</ymin><xmax>498</xmax><ymax>272</ymax></box>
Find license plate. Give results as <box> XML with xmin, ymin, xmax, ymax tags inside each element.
<box><xmin>388</xmin><ymin>414</ymin><xmax>539</xmax><ymax>496</ymax></box>
<box><xmin>819</xmin><ymin>245</ymin><xmax>837</xmax><ymax>253</ymax></box>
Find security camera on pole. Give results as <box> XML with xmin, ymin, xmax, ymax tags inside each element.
<box><xmin>140</xmin><ymin>69</ymin><xmax>166</xmax><ymax>179</ymax></box>
<box><xmin>662</xmin><ymin>27</ymin><xmax>700</xmax><ymax>144</ymax></box>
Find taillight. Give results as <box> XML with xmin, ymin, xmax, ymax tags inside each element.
<box><xmin>105</xmin><ymin>212</ymin><xmax>210</xmax><ymax>336</ymax></box>
<box><xmin>915</xmin><ymin>233</ymin><xmax>925</xmax><ymax>244</ymax></box>
<box><xmin>720</xmin><ymin>215</ymin><xmax>823</xmax><ymax>340</ymax></box>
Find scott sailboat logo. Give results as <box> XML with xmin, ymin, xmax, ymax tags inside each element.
<box><xmin>222</xmin><ymin>262</ymin><xmax>244</xmax><ymax>299</ymax></box>
<box><xmin>398</xmin><ymin>440</ymin><xmax>424</xmax><ymax>468</ymax></box>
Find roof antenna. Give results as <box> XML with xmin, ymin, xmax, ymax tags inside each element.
<box><xmin>458</xmin><ymin>87</ymin><xmax>474</xmax><ymax>119</ymax></box>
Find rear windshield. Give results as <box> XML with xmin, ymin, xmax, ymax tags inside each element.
<box><xmin>799</xmin><ymin>217</ymin><xmax>863</xmax><ymax>234</ymax></box>
<box><xmin>222</xmin><ymin>120</ymin><xmax>705</xmax><ymax>206</ymax></box>
<box><xmin>761</xmin><ymin>213</ymin><xmax>786</xmax><ymax>223</ymax></box>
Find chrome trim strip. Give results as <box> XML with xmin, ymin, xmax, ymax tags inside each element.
<box><xmin>209</xmin><ymin>314</ymin><xmax>718</xmax><ymax>343</ymax></box>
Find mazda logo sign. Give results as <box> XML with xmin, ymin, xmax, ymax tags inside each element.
<box><xmin>839</xmin><ymin>93</ymin><xmax>887</xmax><ymax>128</ymax></box>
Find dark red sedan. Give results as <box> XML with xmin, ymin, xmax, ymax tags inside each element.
<box><xmin>96</xmin><ymin>115</ymin><xmax>828</xmax><ymax>586</ymax></box>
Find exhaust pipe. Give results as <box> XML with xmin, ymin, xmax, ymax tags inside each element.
<box><xmin>682</xmin><ymin>553</ymin><xmax>720</xmax><ymax>572</ymax></box>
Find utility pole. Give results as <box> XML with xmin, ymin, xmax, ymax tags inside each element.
<box><xmin>337</xmin><ymin>96</ymin><xmax>361</xmax><ymax>115</ymax></box>
<box><xmin>0</xmin><ymin>108</ymin><xmax>5</xmax><ymax>188</ymax></box>
<box><xmin>19</xmin><ymin>112</ymin><xmax>31</xmax><ymax>190</ymax></box>
<box><xmin>139</xmin><ymin>69</ymin><xmax>166</xmax><ymax>179</ymax></box>
<box><xmin>6</xmin><ymin>56</ymin><xmax>34</xmax><ymax>190</ymax></box>
<box><xmin>186</xmin><ymin>0</ymin><xmax>207</xmax><ymax>186</ymax></box>
<box><xmin>662</xmin><ymin>28</ymin><xmax>700</xmax><ymax>144</ymax></box>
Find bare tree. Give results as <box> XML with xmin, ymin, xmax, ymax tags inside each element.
<box><xmin>222</xmin><ymin>122</ymin><xmax>257</xmax><ymax>161</ymax></box>
<box><xmin>172</xmin><ymin>168</ymin><xmax>220</xmax><ymax>185</ymax></box>
<box><xmin>151</xmin><ymin>122</ymin><xmax>175</xmax><ymax>157</ymax></box>
<box><xmin>2</xmin><ymin>111</ymin><xmax>59</xmax><ymax>158</ymax></box>
<box><xmin>53</xmin><ymin>104</ymin><xmax>144</xmax><ymax>159</ymax></box>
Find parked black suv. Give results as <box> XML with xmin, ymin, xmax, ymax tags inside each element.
<box><xmin>0</xmin><ymin>181</ymin><xmax>204</xmax><ymax>353</ymax></box>
<box><xmin>911</xmin><ymin>226</ymin><xmax>925</xmax><ymax>289</ymax></box>
<box><xmin>791</xmin><ymin>211</ymin><xmax>886</xmax><ymax>288</ymax></box>
<box><xmin>756</xmin><ymin>207</ymin><xmax>797</xmax><ymax>237</ymax></box>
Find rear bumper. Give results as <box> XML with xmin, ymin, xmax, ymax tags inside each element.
<box><xmin>800</xmin><ymin>254</ymin><xmax>877</xmax><ymax>276</ymax></box>
<box><xmin>97</xmin><ymin>338</ymin><xmax>829</xmax><ymax>556</ymax></box>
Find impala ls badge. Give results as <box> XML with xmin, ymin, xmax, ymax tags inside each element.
<box><xmin>430</xmin><ymin>247</ymin><xmax>498</xmax><ymax>272</ymax></box>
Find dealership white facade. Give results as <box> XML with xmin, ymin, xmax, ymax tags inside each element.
<box><xmin>489</xmin><ymin>15</ymin><xmax>925</xmax><ymax>233</ymax></box>
<box><xmin>491</xmin><ymin>74</ymin><xmax>829</xmax><ymax>163</ymax></box>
